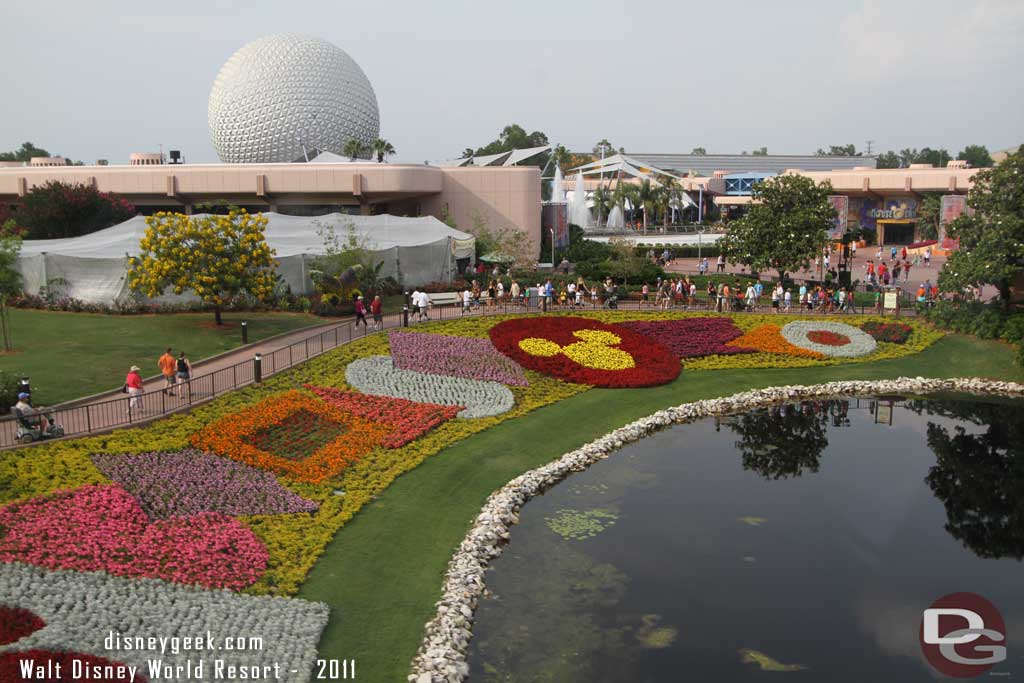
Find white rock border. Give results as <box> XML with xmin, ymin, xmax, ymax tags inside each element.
<box><xmin>780</xmin><ymin>320</ymin><xmax>878</xmax><ymax>357</ymax></box>
<box><xmin>408</xmin><ymin>377</ymin><xmax>1024</xmax><ymax>683</ymax></box>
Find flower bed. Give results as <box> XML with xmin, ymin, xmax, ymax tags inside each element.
<box><xmin>726</xmin><ymin>323</ymin><xmax>825</xmax><ymax>358</ymax></box>
<box><xmin>861</xmin><ymin>321</ymin><xmax>913</xmax><ymax>344</ymax></box>
<box><xmin>0</xmin><ymin>605</ymin><xmax>45</xmax><ymax>645</ymax></box>
<box><xmin>780</xmin><ymin>321</ymin><xmax>877</xmax><ymax>358</ymax></box>
<box><xmin>806</xmin><ymin>330</ymin><xmax>850</xmax><ymax>346</ymax></box>
<box><xmin>0</xmin><ymin>563</ymin><xmax>328</xmax><ymax>683</ymax></box>
<box><xmin>191</xmin><ymin>390</ymin><xmax>389</xmax><ymax>484</ymax></box>
<box><xmin>306</xmin><ymin>385</ymin><xmax>461</xmax><ymax>448</ymax></box>
<box><xmin>489</xmin><ymin>317</ymin><xmax>680</xmax><ymax>387</ymax></box>
<box><xmin>345</xmin><ymin>356</ymin><xmax>515</xmax><ymax>418</ymax></box>
<box><xmin>388</xmin><ymin>330</ymin><xmax>528</xmax><ymax>386</ymax></box>
<box><xmin>0</xmin><ymin>485</ymin><xmax>267</xmax><ymax>589</ymax></box>
<box><xmin>618</xmin><ymin>317</ymin><xmax>755</xmax><ymax>358</ymax></box>
<box><xmin>90</xmin><ymin>449</ymin><xmax>319</xmax><ymax>520</ymax></box>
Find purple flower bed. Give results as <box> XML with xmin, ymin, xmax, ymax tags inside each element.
<box><xmin>91</xmin><ymin>449</ymin><xmax>319</xmax><ymax>520</ymax></box>
<box><xmin>388</xmin><ymin>330</ymin><xmax>528</xmax><ymax>386</ymax></box>
<box><xmin>619</xmin><ymin>317</ymin><xmax>757</xmax><ymax>358</ymax></box>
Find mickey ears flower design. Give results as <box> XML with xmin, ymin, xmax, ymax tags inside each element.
<box><xmin>489</xmin><ymin>317</ymin><xmax>680</xmax><ymax>388</ymax></box>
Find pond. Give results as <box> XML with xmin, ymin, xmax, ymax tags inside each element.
<box><xmin>467</xmin><ymin>396</ymin><xmax>1024</xmax><ymax>681</ymax></box>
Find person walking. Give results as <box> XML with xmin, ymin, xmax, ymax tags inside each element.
<box><xmin>158</xmin><ymin>347</ymin><xmax>176</xmax><ymax>395</ymax></box>
<box><xmin>354</xmin><ymin>296</ymin><xmax>368</xmax><ymax>328</ymax></box>
<box><xmin>717</xmin><ymin>254</ymin><xmax>725</xmax><ymax>274</ymax></box>
<box><xmin>174</xmin><ymin>351</ymin><xmax>192</xmax><ymax>397</ymax></box>
<box><xmin>370</xmin><ymin>295</ymin><xmax>383</xmax><ymax>330</ymax></box>
<box><xmin>417</xmin><ymin>290</ymin><xmax>431</xmax><ymax>321</ymax></box>
<box><xmin>125</xmin><ymin>365</ymin><xmax>144</xmax><ymax>415</ymax></box>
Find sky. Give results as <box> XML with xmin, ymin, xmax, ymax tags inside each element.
<box><xmin>2</xmin><ymin>0</ymin><xmax>1022</xmax><ymax>165</ymax></box>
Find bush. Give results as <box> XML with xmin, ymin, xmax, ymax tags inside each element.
<box><xmin>0</xmin><ymin>370</ymin><xmax>22</xmax><ymax>409</ymax></box>
<box><xmin>920</xmin><ymin>300</ymin><xmax>1006</xmax><ymax>339</ymax></box>
<box><xmin>13</xmin><ymin>181</ymin><xmax>135</xmax><ymax>239</ymax></box>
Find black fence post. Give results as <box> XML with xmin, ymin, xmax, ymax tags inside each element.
<box><xmin>403</xmin><ymin>305</ymin><xmax>409</xmax><ymax>327</ymax></box>
<box><xmin>241</xmin><ymin>320</ymin><xmax>248</xmax><ymax>344</ymax></box>
<box><xmin>254</xmin><ymin>353</ymin><xmax>263</xmax><ymax>385</ymax></box>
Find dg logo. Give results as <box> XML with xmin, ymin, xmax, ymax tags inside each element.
<box><xmin>920</xmin><ymin>592</ymin><xmax>1007</xmax><ymax>678</ymax></box>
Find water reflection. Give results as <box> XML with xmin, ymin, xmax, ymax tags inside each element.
<box><xmin>914</xmin><ymin>400</ymin><xmax>1024</xmax><ymax>561</ymax></box>
<box><xmin>468</xmin><ymin>397</ymin><xmax>1024</xmax><ymax>682</ymax></box>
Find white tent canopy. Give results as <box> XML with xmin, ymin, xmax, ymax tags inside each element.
<box><xmin>17</xmin><ymin>213</ymin><xmax>475</xmax><ymax>304</ymax></box>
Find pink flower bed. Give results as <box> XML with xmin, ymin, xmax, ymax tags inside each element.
<box><xmin>306</xmin><ymin>385</ymin><xmax>461</xmax><ymax>448</ymax></box>
<box><xmin>388</xmin><ymin>330</ymin><xmax>528</xmax><ymax>386</ymax></box>
<box><xmin>0</xmin><ymin>485</ymin><xmax>267</xmax><ymax>590</ymax></box>
<box><xmin>619</xmin><ymin>317</ymin><xmax>756</xmax><ymax>358</ymax></box>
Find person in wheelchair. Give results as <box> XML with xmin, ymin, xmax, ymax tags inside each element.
<box><xmin>13</xmin><ymin>392</ymin><xmax>63</xmax><ymax>443</ymax></box>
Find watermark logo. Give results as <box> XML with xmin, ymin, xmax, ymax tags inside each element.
<box><xmin>920</xmin><ymin>592</ymin><xmax>1006</xmax><ymax>678</ymax></box>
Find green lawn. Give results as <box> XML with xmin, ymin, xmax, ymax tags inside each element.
<box><xmin>297</xmin><ymin>334</ymin><xmax>1024</xmax><ymax>682</ymax></box>
<box><xmin>0</xmin><ymin>309</ymin><xmax>325</xmax><ymax>403</ymax></box>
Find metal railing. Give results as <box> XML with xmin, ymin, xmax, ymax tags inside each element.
<box><xmin>0</xmin><ymin>294</ymin><xmax>914</xmax><ymax>449</ymax></box>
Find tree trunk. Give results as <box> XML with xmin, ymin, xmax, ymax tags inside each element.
<box><xmin>214</xmin><ymin>306</ymin><xmax>223</xmax><ymax>325</ymax></box>
<box><xmin>999</xmin><ymin>280</ymin><xmax>1011</xmax><ymax>310</ymax></box>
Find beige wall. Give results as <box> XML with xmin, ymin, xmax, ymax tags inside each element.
<box><xmin>423</xmin><ymin>166</ymin><xmax>541</xmax><ymax>258</ymax></box>
<box><xmin>0</xmin><ymin>162</ymin><xmax>542</xmax><ymax>257</ymax></box>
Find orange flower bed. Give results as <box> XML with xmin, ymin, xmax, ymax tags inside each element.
<box><xmin>726</xmin><ymin>324</ymin><xmax>825</xmax><ymax>359</ymax></box>
<box><xmin>191</xmin><ymin>390</ymin><xmax>388</xmax><ymax>484</ymax></box>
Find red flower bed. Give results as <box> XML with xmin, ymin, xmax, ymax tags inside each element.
<box><xmin>0</xmin><ymin>606</ymin><xmax>44</xmax><ymax>645</ymax></box>
<box><xmin>806</xmin><ymin>330</ymin><xmax>851</xmax><ymax>346</ymax></box>
<box><xmin>618</xmin><ymin>318</ymin><xmax>756</xmax><ymax>358</ymax></box>
<box><xmin>860</xmin><ymin>321</ymin><xmax>913</xmax><ymax>344</ymax></box>
<box><xmin>246</xmin><ymin>409</ymin><xmax>347</xmax><ymax>461</ymax></box>
<box><xmin>488</xmin><ymin>317</ymin><xmax>680</xmax><ymax>388</ymax></box>
<box><xmin>305</xmin><ymin>386</ymin><xmax>461</xmax><ymax>448</ymax></box>
<box><xmin>0</xmin><ymin>650</ymin><xmax>147</xmax><ymax>682</ymax></box>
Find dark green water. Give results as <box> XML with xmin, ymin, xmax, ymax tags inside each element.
<box><xmin>467</xmin><ymin>397</ymin><xmax>1024</xmax><ymax>682</ymax></box>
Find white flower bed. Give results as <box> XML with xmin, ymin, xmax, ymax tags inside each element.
<box><xmin>0</xmin><ymin>562</ymin><xmax>328</xmax><ymax>682</ymax></box>
<box><xmin>780</xmin><ymin>320</ymin><xmax>878</xmax><ymax>357</ymax></box>
<box><xmin>345</xmin><ymin>355</ymin><xmax>515</xmax><ymax>419</ymax></box>
<box><xmin>409</xmin><ymin>377</ymin><xmax>1024</xmax><ymax>683</ymax></box>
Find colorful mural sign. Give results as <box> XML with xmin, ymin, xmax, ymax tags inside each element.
<box><xmin>542</xmin><ymin>202</ymin><xmax>569</xmax><ymax>249</ymax></box>
<box><xmin>827</xmin><ymin>195</ymin><xmax>848</xmax><ymax>239</ymax></box>
<box><xmin>938</xmin><ymin>195</ymin><xmax>970</xmax><ymax>250</ymax></box>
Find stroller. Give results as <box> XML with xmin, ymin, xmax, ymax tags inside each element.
<box><xmin>13</xmin><ymin>405</ymin><xmax>65</xmax><ymax>444</ymax></box>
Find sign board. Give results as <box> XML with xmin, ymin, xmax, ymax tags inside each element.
<box><xmin>827</xmin><ymin>195</ymin><xmax>848</xmax><ymax>239</ymax></box>
<box><xmin>541</xmin><ymin>202</ymin><xmax>569</xmax><ymax>249</ymax></box>
<box><xmin>883</xmin><ymin>292</ymin><xmax>899</xmax><ymax>310</ymax></box>
<box><xmin>939</xmin><ymin>194</ymin><xmax>971</xmax><ymax>244</ymax></box>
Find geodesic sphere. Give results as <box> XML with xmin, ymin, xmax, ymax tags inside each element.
<box><xmin>208</xmin><ymin>34</ymin><xmax>379</xmax><ymax>163</ymax></box>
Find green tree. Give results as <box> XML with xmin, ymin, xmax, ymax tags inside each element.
<box><xmin>0</xmin><ymin>221</ymin><xmax>23</xmax><ymax>351</ymax></box>
<box><xmin>472</xmin><ymin>124</ymin><xmax>549</xmax><ymax>159</ymax></box>
<box><xmin>634</xmin><ymin>179</ymin><xmax>660</xmax><ymax>232</ymax></box>
<box><xmin>816</xmin><ymin>144</ymin><xmax>859</xmax><ymax>157</ymax></box>
<box><xmin>590</xmin><ymin>185</ymin><xmax>614</xmax><ymax>228</ymax></box>
<box><xmin>127</xmin><ymin>210</ymin><xmax>278</xmax><ymax>325</ymax></box>
<box><xmin>371</xmin><ymin>138</ymin><xmax>396</xmax><ymax>163</ymax></box>
<box><xmin>917</xmin><ymin>147</ymin><xmax>952</xmax><ymax>167</ymax></box>
<box><xmin>917</xmin><ymin>193</ymin><xmax>943</xmax><ymax>240</ymax></box>
<box><xmin>752</xmin><ymin>147</ymin><xmax>768</xmax><ymax>156</ymax></box>
<box><xmin>343</xmin><ymin>139</ymin><xmax>369</xmax><ymax>161</ymax></box>
<box><xmin>690</xmin><ymin>147</ymin><xmax>706</xmax><ymax>155</ymax></box>
<box><xmin>14</xmin><ymin>181</ymin><xmax>135</xmax><ymax>239</ymax></box>
<box><xmin>655</xmin><ymin>177</ymin><xmax>684</xmax><ymax>227</ymax></box>
<box><xmin>0</xmin><ymin>141</ymin><xmax>51</xmax><ymax>162</ymax></box>
<box><xmin>875</xmin><ymin>150</ymin><xmax>901</xmax><ymax>169</ymax></box>
<box><xmin>939</xmin><ymin>145</ymin><xmax>1024</xmax><ymax>307</ymax></box>
<box><xmin>719</xmin><ymin>174</ymin><xmax>836</xmax><ymax>281</ymax></box>
<box><xmin>613</xmin><ymin>182</ymin><xmax>638</xmax><ymax>227</ymax></box>
<box><xmin>592</xmin><ymin>139</ymin><xmax>615</xmax><ymax>157</ymax></box>
<box><xmin>957</xmin><ymin>144</ymin><xmax>993</xmax><ymax>168</ymax></box>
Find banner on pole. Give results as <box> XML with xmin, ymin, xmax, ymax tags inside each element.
<box><xmin>827</xmin><ymin>195</ymin><xmax>849</xmax><ymax>239</ymax></box>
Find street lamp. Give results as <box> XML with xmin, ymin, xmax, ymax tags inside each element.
<box><xmin>549</xmin><ymin>228</ymin><xmax>555</xmax><ymax>267</ymax></box>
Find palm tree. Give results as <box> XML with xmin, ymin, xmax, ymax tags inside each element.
<box><xmin>634</xmin><ymin>179</ymin><xmax>660</xmax><ymax>233</ymax></box>
<box><xmin>343</xmin><ymin>138</ymin><xmax>369</xmax><ymax>161</ymax></box>
<box><xmin>372</xmin><ymin>138</ymin><xmax>396</xmax><ymax>163</ymax></box>
<box><xmin>613</xmin><ymin>181</ymin><xmax>638</xmax><ymax>228</ymax></box>
<box><xmin>591</xmin><ymin>185</ymin><xmax>614</xmax><ymax>228</ymax></box>
<box><xmin>656</xmin><ymin>177</ymin><xmax>683</xmax><ymax>228</ymax></box>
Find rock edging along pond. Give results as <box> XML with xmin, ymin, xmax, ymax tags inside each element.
<box><xmin>408</xmin><ymin>377</ymin><xmax>1024</xmax><ymax>683</ymax></box>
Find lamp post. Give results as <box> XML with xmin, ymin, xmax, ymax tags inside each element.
<box><xmin>549</xmin><ymin>228</ymin><xmax>555</xmax><ymax>267</ymax></box>
<box><xmin>253</xmin><ymin>353</ymin><xmax>262</xmax><ymax>385</ymax></box>
<box><xmin>241</xmin><ymin>321</ymin><xmax>248</xmax><ymax>344</ymax></box>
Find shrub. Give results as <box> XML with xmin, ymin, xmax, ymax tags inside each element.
<box><xmin>14</xmin><ymin>181</ymin><xmax>135</xmax><ymax>239</ymax></box>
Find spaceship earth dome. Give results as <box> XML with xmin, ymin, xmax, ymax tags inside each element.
<box><xmin>208</xmin><ymin>34</ymin><xmax>380</xmax><ymax>163</ymax></box>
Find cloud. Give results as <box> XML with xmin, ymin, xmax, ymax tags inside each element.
<box><xmin>837</xmin><ymin>0</ymin><xmax>1024</xmax><ymax>82</ymax></box>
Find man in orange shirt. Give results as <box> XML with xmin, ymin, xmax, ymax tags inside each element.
<box><xmin>158</xmin><ymin>347</ymin><xmax>176</xmax><ymax>395</ymax></box>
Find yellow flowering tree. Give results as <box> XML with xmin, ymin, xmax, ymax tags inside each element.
<box><xmin>127</xmin><ymin>210</ymin><xmax>278</xmax><ymax>325</ymax></box>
